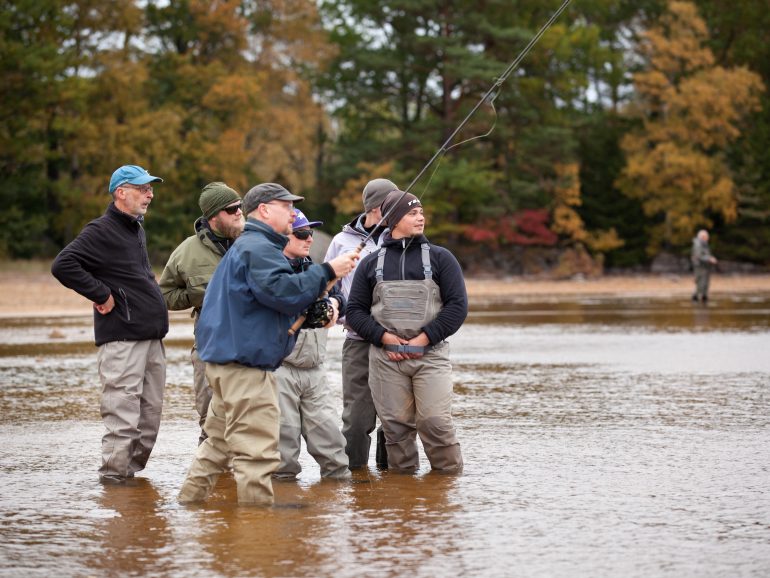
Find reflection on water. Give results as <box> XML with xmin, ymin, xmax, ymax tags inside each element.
<box><xmin>89</xmin><ymin>478</ymin><xmax>170</xmax><ymax>576</ymax></box>
<box><xmin>1</xmin><ymin>296</ymin><xmax>769</xmax><ymax>577</ymax></box>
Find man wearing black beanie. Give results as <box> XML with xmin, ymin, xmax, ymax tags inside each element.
<box><xmin>346</xmin><ymin>190</ymin><xmax>467</xmax><ymax>474</ymax></box>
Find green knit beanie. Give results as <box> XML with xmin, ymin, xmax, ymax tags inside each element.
<box><xmin>198</xmin><ymin>182</ymin><xmax>241</xmax><ymax>219</ymax></box>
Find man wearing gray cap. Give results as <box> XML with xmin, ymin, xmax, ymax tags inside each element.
<box><xmin>178</xmin><ymin>183</ymin><xmax>359</xmax><ymax>506</ymax></box>
<box><xmin>51</xmin><ymin>164</ymin><xmax>167</xmax><ymax>485</ymax></box>
<box><xmin>159</xmin><ymin>182</ymin><xmax>245</xmax><ymax>444</ymax></box>
<box><xmin>324</xmin><ymin>178</ymin><xmax>397</xmax><ymax>470</ymax></box>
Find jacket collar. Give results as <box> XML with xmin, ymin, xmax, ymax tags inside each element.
<box><xmin>343</xmin><ymin>213</ymin><xmax>389</xmax><ymax>243</ymax></box>
<box><xmin>106</xmin><ymin>202</ymin><xmax>142</xmax><ymax>227</ymax></box>
<box><xmin>382</xmin><ymin>232</ymin><xmax>428</xmax><ymax>248</ymax></box>
<box><xmin>195</xmin><ymin>216</ymin><xmax>233</xmax><ymax>255</ymax></box>
<box><xmin>244</xmin><ymin>217</ymin><xmax>289</xmax><ymax>249</ymax></box>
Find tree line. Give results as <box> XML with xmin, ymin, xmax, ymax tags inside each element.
<box><xmin>1</xmin><ymin>0</ymin><xmax>768</xmax><ymax>274</ymax></box>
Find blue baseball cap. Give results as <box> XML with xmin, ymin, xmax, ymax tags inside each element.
<box><xmin>108</xmin><ymin>164</ymin><xmax>163</xmax><ymax>194</ymax></box>
<box><xmin>291</xmin><ymin>209</ymin><xmax>323</xmax><ymax>230</ymax></box>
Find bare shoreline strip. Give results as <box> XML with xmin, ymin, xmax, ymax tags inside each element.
<box><xmin>2</xmin><ymin>269</ymin><xmax>769</xmax><ymax>318</ymax></box>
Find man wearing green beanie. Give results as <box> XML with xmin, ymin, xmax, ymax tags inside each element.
<box><xmin>159</xmin><ymin>181</ymin><xmax>244</xmax><ymax>444</ymax></box>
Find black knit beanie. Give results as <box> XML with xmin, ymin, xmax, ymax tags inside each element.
<box><xmin>380</xmin><ymin>190</ymin><xmax>421</xmax><ymax>228</ymax></box>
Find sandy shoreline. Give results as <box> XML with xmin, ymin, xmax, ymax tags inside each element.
<box><xmin>464</xmin><ymin>273</ymin><xmax>770</xmax><ymax>303</ymax></box>
<box><xmin>1</xmin><ymin>264</ymin><xmax>769</xmax><ymax>318</ymax></box>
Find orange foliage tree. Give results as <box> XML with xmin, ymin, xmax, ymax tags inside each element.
<box><xmin>616</xmin><ymin>0</ymin><xmax>764</xmax><ymax>253</ymax></box>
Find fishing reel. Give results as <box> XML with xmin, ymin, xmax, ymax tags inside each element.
<box><xmin>301</xmin><ymin>297</ymin><xmax>335</xmax><ymax>329</ymax></box>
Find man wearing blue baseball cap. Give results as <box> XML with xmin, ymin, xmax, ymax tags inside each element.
<box><xmin>52</xmin><ymin>164</ymin><xmax>168</xmax><ymax>485</ymax></box>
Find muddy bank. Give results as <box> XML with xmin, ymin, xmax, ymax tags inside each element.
<box><xmin>2</xmin><ymin>262</ymin><xmax>770</xmax><ymax>317</ymax></box>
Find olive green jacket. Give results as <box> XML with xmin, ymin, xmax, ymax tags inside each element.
<box><xmin>159</xmin><ymin>217</ymin><xmax>231</xmax><ymax>315</ymax></box>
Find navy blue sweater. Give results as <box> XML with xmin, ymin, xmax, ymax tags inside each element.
<box><xmin>51</xmin><ymin>203</ymin><xmax>168</xmax><ymax>346</ymax></box>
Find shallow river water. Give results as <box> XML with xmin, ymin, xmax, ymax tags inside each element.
<box><xmin>1</xmin><ymin>295</ymin><xmax>769</xmax><ymax>577</ymax></box>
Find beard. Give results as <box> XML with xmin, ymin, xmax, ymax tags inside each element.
<box><xmin>218</xmin><ymin>221</ymin><xmax>244</xmax><ymax>240</ymax></box>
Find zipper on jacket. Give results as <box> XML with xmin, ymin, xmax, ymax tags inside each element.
<box><xmin>400</xmin><ymin>238</ymin><xmax>407</xmax><ymax>279</ymax></box>
<box><xmin>118</xmin><ymin>288</ymin><xmax>132</xmax><ymax>322</ymax></box>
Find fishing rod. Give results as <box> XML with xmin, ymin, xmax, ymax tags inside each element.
<box><xmin>289</xmin><ymin>0</ymin><xmax>572</xmax><ymax>334</ymax></box>
<box><xmin>366</xmin><ymin>0</ymin><xmax>573</xmax><ymax>246</ymax></box>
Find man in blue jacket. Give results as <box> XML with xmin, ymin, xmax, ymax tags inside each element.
<box><xmin>178</xmin><ymin>183</ymin><xmax>359</xmax><ymax>506</ymax></box>
<box><xmin>51</xmin><ymin>164</ymin><xmax>168</xmax><ymax>485</ymax></box>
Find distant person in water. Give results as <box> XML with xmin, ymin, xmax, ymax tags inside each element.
<box><xmin>691</xmin><ymin>229</ymin><xmax>718</xmax><ymax>303</ymax></box>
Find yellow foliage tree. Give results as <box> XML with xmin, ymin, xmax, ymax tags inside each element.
<box><xmin>182</xmin><ymin>0</ymin><xmax>335</xmax><ymax>196</ymax></box>
<box><xmin>550</xmin><ymin>162</ymin><xmax>624</xmax><ymax>252</ymax></box>
<box><xmin>551</xmin><ymin>163</ymin><xmax>586</xmax><ymax>242</ymax></box>
<box><xmin>617</xmin><ymin>1</ymin><xmax>764</xmax><ymax>253</ymax></box>
<box><xmin>547</xmin><ymin>162</ymin><xmax>624</xmax><ymax>277</ymax></box>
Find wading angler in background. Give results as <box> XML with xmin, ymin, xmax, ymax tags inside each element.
<box><xmin>324</xmin><ymin>178</ymin><xmax>396</xmax><ymax>470</ymax></box>
<box><xmin>178</xmin><ymin>183</ymin><xmax>359</xmax><ymax>506</ymax></box>
<box><xmin>691</xmin><ymin>229</ymin><xmax>718</xmax><ymax>303</ymax></box>
<box><xmin>346</xmin><ymin>191</ymin><xmax>467</xmax><ymax>474</ymax></box>
<box><xmin>51</xmin><ymin>164</ymin><xmax>168</xmax><ymax>485</ymax></box>
<box><xmin>273</xmin><ymin>210</ymin><xmax>350</xmax><ymax>481</ymax></box>
<box><xmin>159</xmin><ymin>182</ymin><xmax>244</xmax><ymax>445</ymax></box>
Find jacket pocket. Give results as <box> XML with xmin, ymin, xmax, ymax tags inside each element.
<box><xmin>118</xmin><ymin>288</ymin><xmax>132</xmax><ymax>322</ymax></box>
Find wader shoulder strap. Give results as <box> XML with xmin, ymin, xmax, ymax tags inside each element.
<box><xmin>375</xmin><ymin>243</ymin><xmax>432</xmax><ymax>282</ymax></box>
<box><xmin>421</xmin><ymin>243</ymin><xmax>431</xmax><ymax>280</ymax></box>
<box><xmin>375</xmin><ymin>247</ymin><xmax>387</xmax><ymax>283</ymax></box>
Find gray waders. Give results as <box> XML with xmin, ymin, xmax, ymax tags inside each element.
<box><xmin>368</xmin><ymin>243</ymin><xmax>463</xmax><ymax>473</ymax></box>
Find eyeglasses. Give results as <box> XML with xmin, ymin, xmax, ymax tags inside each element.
<box><xmin>265</xmin><ymin>201</ymin><xmax>294</xmax><ymax>212</ymax></box>
<box><xmin>122</xmin><ymin>184</ymin><xmax>153</xmax><ymax>193</ymax></box>
<box><xmin>292</xmin><ymin>229</ymin><xmax>314</xmax><ymax>240</ymax></box>
<box><xmin>222</xmin><ymin>203</ymin><xmax>242</xmax><ymax>215</ymax></box>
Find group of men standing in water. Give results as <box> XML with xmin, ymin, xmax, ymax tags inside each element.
<box><xmin>52</xmin><ymin>163</ymin><xmax>467</xmax><ymax>505</ymax></box>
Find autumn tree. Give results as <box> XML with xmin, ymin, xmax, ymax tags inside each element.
<box><xmin>691</xmin><ymin>0</ymin><xmax>770</xmax><ymax>264</ymax></box>
<box><xmin>0</xmin><ymin>0</ymin><xmax>147</xmax><ymax>256</ymax></box>
<box><xmin>0</xmin><ymin>1</ymin><xmax>335</xmax><ymax>260</ymax></box>
<box><xmin>143</xmin><ymin>0</ymin><xmax>335</xmax><ymax>257</ymax></box>
<box><xmin>616</xmin><ymin>0</ymin><xmax>764</xmax><ymax>253</ymax></box>
<box><xmin>317</xmin><ymin>0</ymin><xmax>664</xmax><ymax>274</ymax></box>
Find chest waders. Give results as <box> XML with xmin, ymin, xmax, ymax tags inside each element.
<box><xmin>367</xmin><ymin>243</ymin><xmax>464</xmax><ymax>473</ymax></box>
<box><xmin>370</xmin><ymin>243</ymin><xmax>443</xmax><ymax>350</ymax></box>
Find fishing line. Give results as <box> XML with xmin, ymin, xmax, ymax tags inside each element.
<box><xmin>290</xmin><ymin>0</ymin><xmax>572</xmax><ymax>332</ymax></box>
<box><xmin>365</xmin><ymin>0</ymin><xmax>572</xmax><ymax>249</ymax></box>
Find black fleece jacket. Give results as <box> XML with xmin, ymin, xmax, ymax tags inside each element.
<box><xmin>346</xmin><ymin>233</ymin><xmax>467</xmax><ymax>346</ymax></box>
<box><xmin>51</xmin><ymin>202</ymin><xmax>169</xmax><ymax>346</ymax></box>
